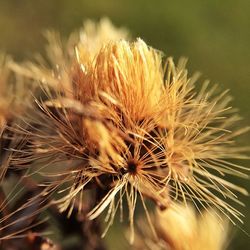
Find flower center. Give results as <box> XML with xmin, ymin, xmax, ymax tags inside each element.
<box><xmin>127</xmin><ymin>159</ymin><xmax>139</xmax><ymax>175</ymax></box>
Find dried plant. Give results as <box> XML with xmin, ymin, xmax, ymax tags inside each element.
<box><xmin>0</xmin><ymin>18</ymin><xmax>249</xmax><ymax>250</ymax></box>
<box><xmin>0</xmin><ymin>54</ymin><xmax>33</xmax><ymax>125</ymax></box>
<box><xmin>133</xmin><ymin>203</ymin><xmax>230</xmax><ymax>250</ymax></box>
<box><xmin>9</xmin><ymin>17</ymin><xmax>129</xmax><ymax>94</ymax></box>
<box><xmin>0</xmin><ymin>53</ymin><xmax>35</xmax><ymax>180</ymax></box>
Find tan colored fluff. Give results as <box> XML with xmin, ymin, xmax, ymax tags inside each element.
<box><xmin>81</xmin><ymin>39</ymin><xmax>165</xmax><ymax>122</ymax></box>
<box><xmin>85</xmin><ymin>43</ymin><xmax>248</xmax><ymax>230</ymax></box>
<box><xmin>159</xmin><ymin>58</ymin><xmax>249</xmax><ymax>222</ymax></box>
<box><xmin>134</xmin><ymin>203</ymin><xmax>229</xmax><ymax>250</ymax></box>
<box><xmin>9</xmin><ymin>18</ymin><xmax>128</xmax><ymax>95</ymax></box>
<box><xmin>8</xmin><ymin>20</ymin><xmax>248</xmax><ymax>243</ymax></box>
<box><xmin>77</xmin><ymin>17</ymin><xmax>128</xmax><ymax>62</ymax></box>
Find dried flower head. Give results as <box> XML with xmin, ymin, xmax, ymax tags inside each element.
<box><xmin>133</xmin><ymin>203</ymin><xmax>230</xmax><ymax>250</ymax></box>
<box><xmin>8</xmin><ymin>19</ymin><xmax>249</xmax><ymax>243</ymax></box>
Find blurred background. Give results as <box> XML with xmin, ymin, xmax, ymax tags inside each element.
<box><xmin>0</xmin><ymin>0</ymin><xmax>249</xmax><ymax>249</ymax></box>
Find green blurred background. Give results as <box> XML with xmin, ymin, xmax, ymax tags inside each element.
<box><xmin>0</xmin><ymin>0</ymin><xmax>249</xmax><ymax>249</ymax></box>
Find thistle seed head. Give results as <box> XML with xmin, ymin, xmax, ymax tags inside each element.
<box><xmin>5</xmin><ymin>19</ymin><xmax>248</xmax><ymax>244</ymax></box>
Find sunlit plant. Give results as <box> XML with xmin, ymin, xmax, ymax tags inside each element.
<box><xmin>0</xmin><ymin>18</ymin><xmax>248</xmax><ymax>250</ymax></box>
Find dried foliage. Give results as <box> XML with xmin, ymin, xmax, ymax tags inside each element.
<box><xmin>0</xmin><ymin>18</ymin><xmax>249</xmax><ymax>250</ymax></box>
